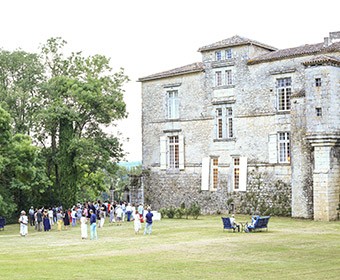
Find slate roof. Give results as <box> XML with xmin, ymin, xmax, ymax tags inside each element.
<box><xmin>197</xmin><ymin>35</ymin><xmax>277</xmax><ymax>52</ymax></box>
<box><xmin>138</xmin><ymin>62</ymin><xmax>204</xmax><ymax>82</ymax></box>
<box><xmin>248</xmin><ymin>42</ymin><xmax>340</xmax><ymax>64</ymax></box>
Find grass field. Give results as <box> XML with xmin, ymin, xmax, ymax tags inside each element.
<box><xmin>0</xmin><ymin>215</ymin><xmax>339</xmax><ymax>280</ymax></box>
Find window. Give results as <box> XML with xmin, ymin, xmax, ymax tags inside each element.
<box><xmin>226</xmin><ymin>49</ymin><xmax>232</xmax><ymax>59</ymax></box>
<box><xmin>278</xmin><ymin>132</ymin><xmax>290</xmax><ymax>163</ymax></box>
<box><xmin>216</xmin><ymin>108</ymin><xmax>223</xmax><ymax>138</ymax></box>
<box><xmin>227</xmin><ymin>108</ymin><xmax>233</xmax><ymax>138</ymax></box>
<box><xmin>167</xmin><ymin>90</ymin><xmax>179</xmax><ymax>119</ymax></box>
<box><xmin>215</xmin><ymin>107</ymin><xmax>233</xmax><ymax>139</ymax></box>
<box><xmin>316</xmin><ymin>107</ymin><xmax>322</xmax><ymax>116</ymax></box>
<box><xmin>160</xmin><ymin>135</ymin><xmax>184</xmax><ymax>171</ymax></box>
<box><xmin>277</xmin><ymin>77</ymin><xmax>291</xmax><ymax>111</ymax></box>
<box><xmin>232</xmin><ymin>157</ymin><xmax>247</xmax><ymax>191</ymax></box>
<box><xmin>169</xmin><ymin>136</ymin><xmax>179</xmax><ymax>169</ymax></box>
<box><xmin>201</xmin><ymin>157</ymin><xmax>219</xmax><ymax>191</ymax></box>
<box><xmin>215</xmin><ymin>71</ymin><xmax>222</xmax><ymax>86</ymax></box>
<box><xmin>233</xmin><ymin>158</ymin><xmax>240</xmax><ymax>190</ymax></box>
<box><xmin>225</xmin><ymin>70</ymin><xmax>232</xmax><ymax>85</ymax></box>
<box><xmin>315</xmin><ymin>78</ymin><xmax>322</xmax><ymax>87</ymax></box>
<box><xmin>215</xmin><ymin>51</ymin><xmax>222</xmax><ymax>61</ymax></box>
<box><xmin>212</xmin><ymin>158</ymin><xmax>219</xmax><ymax>189</ymax></box>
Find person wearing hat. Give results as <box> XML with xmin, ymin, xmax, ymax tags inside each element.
<box><xmin>18</xmin><ymin>210</ymin><xmax>28</xmax><ymax>236</ymax></box>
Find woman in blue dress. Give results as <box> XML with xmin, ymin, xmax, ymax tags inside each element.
<box><xmin>43</xmin><ymin>210</ymin><xmax>51</xmax><ymax>231</ymax></box>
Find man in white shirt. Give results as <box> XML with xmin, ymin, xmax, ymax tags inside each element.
<box><xmin>230</xmin><ymin>214</ymin><xmax>240</xmax><ymax>232</ymax></box>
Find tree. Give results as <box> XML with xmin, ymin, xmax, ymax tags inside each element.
<box><xmin>0</xmin><ymin>106</ymin><xmax>50</xmax><ymax>218</ymax></box>
<box><xmin>0</xmin><ymin>50</ymin><xmax>44</xmax><ymax>135</ymax></box>
<box><xmin>0</xmin><ymin>38</ymin><xmax>129</xmax><ymax>212</ymax></box>
<box><xmin>34</xmin><ymin>38</ymin><xmax>129</xmax><ymax>207</ymax></box>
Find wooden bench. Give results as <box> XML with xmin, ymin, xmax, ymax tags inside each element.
<box><xmin>0</xmin><ymin>217</ymin><xmax>5</xmax><ymax>231</ymax></box>
<box><xmin>245</xmin><ymin>216</ymin><xmax>270</xmax><ymax>232</ymax></box>
<box><xmin>221</xmin><ymin>217</ymin><xmax>237</xmax><ymax>232</ymax></box>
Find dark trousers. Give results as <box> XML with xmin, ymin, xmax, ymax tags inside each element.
<box><xmin>127</xmin><ymin>211</ymin><xmax>132</xmax><ymax>221</ymax></box>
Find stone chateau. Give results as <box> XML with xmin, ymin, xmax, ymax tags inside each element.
<box><xmin>139</xmin><ymin>32</ymin><xmax>340</xmax><ymax>221</ymax></box>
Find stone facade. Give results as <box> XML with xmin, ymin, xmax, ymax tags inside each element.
<box><xmin>139</xmin><ymin>33</ymin><xmax>340</xmax><ymax>221</ymax></box>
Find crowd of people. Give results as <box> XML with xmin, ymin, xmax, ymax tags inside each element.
<box><xmin>18</xmin><ymin>200</ymin><xmax>154</xmax><ymax>239</ymax></box>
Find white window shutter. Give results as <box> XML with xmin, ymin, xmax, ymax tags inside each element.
<box><xmin>160</xmin><ymin>136</ymin><xmax>167</xmax><ymax>170</ymax></box>
<box><xmin>239</xmin><ymin>157</ymin><xmax>247</xmax><ymax>191</ymax></box>
<box><xmin>268</xmin><ymin>133</ymin><xmax>278</xmax><ymax>163</ymax></box>
<box><xmin>167</xmin><ymin>95</ymin><xmax>170</xmax><ymax>119</ymax></box>
<box><xmin>174</xmin><ymin>97</ymin><xmax>179</xmax><ymax>118</ymax></box>
<box><xmin>214</xmin><ymin>113</ymin><xmax>217</xmax><ymax>139</ymax></box>
<box><xmin>201</xmin><ymin>157</ymin><xmax>210</xmax><ymax>191</ymax></box>
<box><xmin>179</xmin><ymin>135</ymin><xmax>185</xmax><ymax>170</ymax></box>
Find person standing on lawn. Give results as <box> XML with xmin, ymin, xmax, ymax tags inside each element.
<box><xmin>80</xmin><ymin>212</ymin><xmax>88</xmax><ymax>239</ymax></box>
<box><xmin>134</xmin><ymin>209</ymin><xmax>141</xmax><ymax>234</ymax></box>
<box><xmin>28</xmin><ymin>206</ymin><xmax>35</xmax><ymax>226</ymax></box>
<box><xmin>90</xmin><ymin>210</ymin><xmax>98</xmax><ymax>240</ymax></box>
<box><xmin>143</xmin><ymin>207</ymin><xmax>153</xmax><ymax>235</ymax></box>
<box><xmin>19</xmin><ymin>210</ymin><xmax>28</xmax><ymax>236</ymax></box>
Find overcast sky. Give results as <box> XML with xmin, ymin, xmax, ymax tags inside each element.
<box><xmin>1</xmin><ymin>0</ymin><xmax>339</xmax><ymax>162</ymax></box>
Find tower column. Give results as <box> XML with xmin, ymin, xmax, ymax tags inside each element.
<box><xmin>307</xmin><ymin>135</ymin><xmax>340</xmax><ymax>221</ymax></box>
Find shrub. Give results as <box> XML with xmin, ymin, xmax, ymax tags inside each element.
<box><xmin>189</xmin><ymin>202</ymin><xmax>201</xmax><ymax>219</ymax></box>
<box><xmin>175</xmin><ymin>207</ymin><xmax>185</xmax><ymax>219</ymax></box>
<box><xmin>159</xmin><ymin>208</ymin><xmax>167</xmax><ymax>218</ymax></box>
<box><xmin>166</xmin><ymin>206</ymin><xmax>176</xmax><ymax>218</ymax></box>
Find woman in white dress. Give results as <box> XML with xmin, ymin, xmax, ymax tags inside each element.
<box><xmin>133</xmin><ymin>209</ymin><xmax>141</xmax><ymax>234</ymax></box>
<box><xmin>80</xmin><ymin>212</ymin><xmax>88</xmax><ymax>239</ymax></box>
<box><xmin>19</xmin><ymin>210</ymin><xmax>28</xmax><ymax>236</ymax></box>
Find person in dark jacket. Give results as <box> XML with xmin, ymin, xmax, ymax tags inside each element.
<box><xmin>90</xmin><ymin>210</ymin><xmax>97</xmax><ymax>240</ymax></box>
<box><xmin>143</xmin><ymin>207</ymin><xmax>154</xmax><ymax>235</ymax></box>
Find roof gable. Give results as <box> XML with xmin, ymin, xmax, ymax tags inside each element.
<box><xmin>197</xmin><ymin>35</ymin><xmax>277</xmax><ymax>52</ymax></box>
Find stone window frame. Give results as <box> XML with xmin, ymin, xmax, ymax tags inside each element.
<box><xmin>212</xmin><ymin>157</ymin><xmax>219</xmax><ymax>190</ymax></box>
<box><xmin>276</xmin><ymin>77</ymin><xmax>292</xmax><ymax>112</ymax></box>
<box><xmin>225</xmin><ymin>69</ymin><xmax>233</xmax><ymax>85</ymax></box>
<box><xmin>167</xmin><ymin>89</ymin><xmax>179</xmax><ymax>119</ymax></box>
<box><xmin>278</xmin><ymin>132</ymin><xmax>290</xmax><ymax>163</ymax></box>
<box><xmin>215</xmin><ymin>70</ymin><xmax>222</xmax><ymax>86</ymax></box>
<box><xmin>215</xmin><ymin>50</ymin><xmax>222</xmax><ymax>61</ymax></box>
<box><xmin>231</xmin><ymin>156</ymin><xmax>247</xmax><ymax>192</ymax></box>
<box><xmin>225</xmin><ymin>48</ymin><xmax>232</xmax><ymax>60</ymax></box>
<box><xmin>201</xmin><ymin>156</ymin><xmax>220</xmax><ymax>192</ymax></box>
<box><xmin>160</xmin><ymin>134</ymin><xmax>185</xmax><ymax>172</ymax></box>
<box><xmin>315</xmin><ymin>77</ymin><xmax>322</xmax><ymax>87</ymax></box>
<box><xmin>316</xmin><ymin>107</ymin><xmax>322</xmax><ymax>117</ymax></box>
<box><xmin>214</xmin><ymin>106</ymin><xmax>234</xmax><ymax>140</ymax></box>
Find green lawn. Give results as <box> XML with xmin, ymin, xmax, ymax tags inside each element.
<box><xmin>0</xmin><ymin>215</ymin><xmax>339</xmax><ymax>280</ymax></box>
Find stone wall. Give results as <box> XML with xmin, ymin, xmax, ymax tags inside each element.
<box><xmin>143</xmin><ymin>167</ymin><xmax>291</xmax><ymax>216</ymax></box>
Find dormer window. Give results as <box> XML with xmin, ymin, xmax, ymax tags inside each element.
<box><xmin>226</xmin><ymin>49</ymin><xmax>232</xmax><ymax>59</ymax></box>
<box><xmin>215</xmin><ymin>51</ymin><xmax>222</xmax><ymax>61</ymax></box>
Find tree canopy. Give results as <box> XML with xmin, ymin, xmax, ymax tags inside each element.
<box><xmin>0</xmin><ymin>38</ymin><xmax>129</xmax><ymax>218</ymax></box>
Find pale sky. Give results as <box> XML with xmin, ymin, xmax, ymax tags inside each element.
<box><xmin>1</xmin><ymin>0</ymin><xmax>339</xmax><ymax>162</ymax></box>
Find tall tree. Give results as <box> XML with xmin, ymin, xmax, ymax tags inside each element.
<box><xmin>35</xmin><ymin>38</ymin><xmax>129</xmax><ymax>206</ymax></box>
